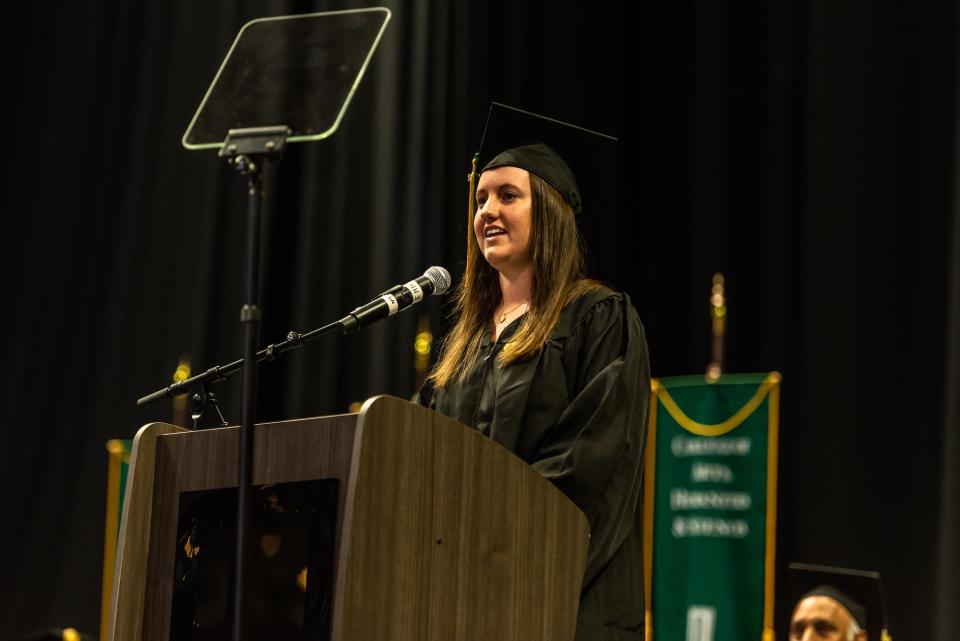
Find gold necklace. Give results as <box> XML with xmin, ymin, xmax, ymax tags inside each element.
<box><xmin>497</xmin><ymin>299</ymin><xmax>529</xmax><ymax>324</ymax></box>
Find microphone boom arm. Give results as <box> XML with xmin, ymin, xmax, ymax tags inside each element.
<box><xmin>136</xmin><ymin>319</ymin><xmax>343</xmax><ymax>408</ymax></box>
<box><xmin>138</xmin><ymin>266</ymin><xmax>450</xmax><ymax>409</ymax></box>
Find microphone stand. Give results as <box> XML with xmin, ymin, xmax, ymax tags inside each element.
<box><xmin>137</xmin><ymin>226</ymin><xmax>437</xmax><ymax>639</ymax></box>
<box><xmin>141</xmin><ymin>125</ymin><xmax>300</xmax><ymax>641</ymax></box>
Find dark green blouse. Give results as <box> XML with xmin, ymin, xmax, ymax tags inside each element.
<box><xmin>418</xmin><ymin>287</ymin><xmax>650</xmax><ymax>641</ymax></box>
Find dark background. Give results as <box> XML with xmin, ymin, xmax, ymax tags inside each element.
<box><xmin>1</xmin><ymin>1</ymin><xmax>958</xmax><ymax>640</ymax></box>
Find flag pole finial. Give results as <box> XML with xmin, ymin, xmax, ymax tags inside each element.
<box><xmin>706</xmin><ymin>273</ymin><xmax>726</xmax><ymax>383</ymax></box>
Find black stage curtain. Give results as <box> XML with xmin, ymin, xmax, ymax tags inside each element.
<box><xmin>0</xmin><ymin>1</ymin><xmax>957</xmax><ymax>640</ymax></box>
<box><xmin>937</xmin><ymin>25</ymin><xmax>960</xmax><ymax>639</ymax></box>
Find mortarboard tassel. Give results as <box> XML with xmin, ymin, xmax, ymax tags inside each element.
<box><xmin>467</xmin><ymin>152</ymin><xmax>479</xmax><ymax>223</ymax></box>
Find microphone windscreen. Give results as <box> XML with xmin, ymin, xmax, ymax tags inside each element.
<box><xmin>425</xmin><ymin>266</ymin><xmax>452</xmax><ymax>294</ymax></box>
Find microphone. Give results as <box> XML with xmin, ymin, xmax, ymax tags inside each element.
<box><xmin>339</xmin><ymin>266</ymin><xmax>451</xmax><ymax>332</ymax></box>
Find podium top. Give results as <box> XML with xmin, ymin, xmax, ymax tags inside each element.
<box><xmin>182</xmin><ymin>8</ymin><xmax>391</xmax><ymax>150</ymax></box>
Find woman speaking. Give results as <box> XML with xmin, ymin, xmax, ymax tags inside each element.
<box><xmin>418</xmin><ymin>103</ymin><xmax>650</xmax><ymax>641</ymax></box>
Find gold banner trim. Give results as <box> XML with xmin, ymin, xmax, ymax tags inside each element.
<box><xmin>652</xmin><ymin>372</ymin><xmax>781</xmax><ymax>436</ymax></box>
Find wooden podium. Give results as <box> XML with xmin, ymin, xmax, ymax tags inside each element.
<box><xmin>109</xmin><ymin>396</ymin><xmax>589</xmax><ymax>641</ymax></box>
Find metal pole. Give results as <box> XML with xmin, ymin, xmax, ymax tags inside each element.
<box><xmin>706</xmin><ymin>273</ymin><xmax>726</xmax><ymax>382</ymax></box>
<box><xmin>233</xmin><ymin>155</ymin><xmax>263</xmax><ymax>641</ymax></box>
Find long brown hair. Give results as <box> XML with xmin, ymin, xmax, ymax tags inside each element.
<box><xmin>428</xmin><ymin>171</ymin><xmax>602</xmax><ymax>387</ymax></box>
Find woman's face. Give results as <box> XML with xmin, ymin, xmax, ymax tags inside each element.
<box><xmin>474</xmin><ymin>166</ymin><xmax>533</xmax><ymax>276</ymax></box>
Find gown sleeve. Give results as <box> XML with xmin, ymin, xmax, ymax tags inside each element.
<box><xmin>529</xmin><ymin>293</ymin><xmax>650</xmax><ymax>588</ymax></box>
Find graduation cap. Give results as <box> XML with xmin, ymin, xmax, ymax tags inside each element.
<box><xmin>473</xmin><ymin>103</ymin><xmax>619</xmax><ymax>216</ymax></box>
<box><xmin>789</xmin><ymin>562</ymin><xmax>891</xmax><ymax>641</ymax></box>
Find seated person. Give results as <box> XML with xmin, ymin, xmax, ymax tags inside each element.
<box><xmin>788</xmin><ymin>562</ymin><xmax>891</xmax><ymax>641</ymax></box>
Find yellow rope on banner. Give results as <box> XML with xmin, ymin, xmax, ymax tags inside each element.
<box><xmin>642</xmin><ymin>381</ymin><xmax>659</xmax><ymax>641</ymax></box>
<box><xmin>652</xmin><ymin>372</ymin><xmax>782</xmax><ymax>436</ymax></box>
<box><xmin>763</xmin><ymin>376</ymin><xmax>781</xmax><ymax>641</ymax></box>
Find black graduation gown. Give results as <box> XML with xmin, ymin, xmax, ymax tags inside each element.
<box><xmin>417</xmin><ymin>287</ymin><xmax>650</xmax><ymax>641</ymax></box>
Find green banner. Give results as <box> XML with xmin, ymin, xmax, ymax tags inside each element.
<box><xmin>644</xmin><ymin>373</ymin><xmax>780</xmax><ymax>641</ymax></box>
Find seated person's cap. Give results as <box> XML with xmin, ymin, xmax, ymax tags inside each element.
<box><xmin>789</xmin><ymin>562</ymin><xmax>891</xmax><ymax>641</ymax></box>
<box><xmin>475</xmin><ymin>103</ymin><xmax>618</xmax><ymax>216</ymax></box>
